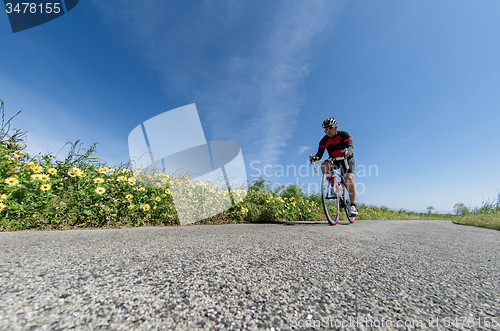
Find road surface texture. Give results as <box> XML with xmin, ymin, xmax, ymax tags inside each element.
<box><xmin>1</xmin><ymin>220</ymin><xmax>499</xmax><ymax>330</ymax></box>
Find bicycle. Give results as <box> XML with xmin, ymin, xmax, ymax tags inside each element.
<box><xmin>311</xmin><ymin>154</ymin><xmax>356</xmax><ymax>225</ymax></box>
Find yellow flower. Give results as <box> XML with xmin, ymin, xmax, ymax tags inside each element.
<box><xmin>125</xmin><ymin>194</ymin><xmax>133</xmax><ymax>200</ymax></box>
<box><xmin>68</xmin><ymin>167</ymin><xmax>83</xmax><ymax>177</ymax></box>
<box><xmin>95</xmin><ymin>187</ymin><xmax>106</xmax><ymax>195</ymax></box>
<box><xmin>142</xmin><ymin>204</ymin><xmax>150</xmax><ymax>212</ymax></box>
<box><xmin>161</xmin><ymin>194</ymin><xmax>166</xmax><ymax>198</ymax></box>
<box><xmin>40</xmin><ymin>184</ymin><xmax>51</xmax><ymax>191</ymax></box>
<box><xmin>137</xmin><ymin>186</ymin><xmax>145</xmax><ymax>192</ymax></box>
<box><xmin>128</xmin><ymin>204</ymin><xmax>134</xmax><ymax>210</ymax></box>
<box><xmin>155</xmin><ymin>196</ymin><xmax>161</xmax><ymax>202</ymax></box>
<box><xmin>31</xmin><ymin>174</ymin><xmax>50</xmax><ymax>182</ymax></box>
<box><xmin>127</xmin><ymin>177</ymin><xmax>136</xmax><ymax>185</ymax></box>
<box><xmin>4</xmin><ymin>177</ymin><xmax>19</xmax><ymax>186</ymax></box>
<box><xmin>94</xmin><ymin>178</ymin><xmax>104</xmax><ymax>184</ymax></box>
<box><xmin>31</xmin><ymin>165</ymin><xmax>43</xmax><ymax>173</ymax></box>
<box><xmin>165</xmin><ymin>188</ymin><xmax>172</xmax><ymax>195</ymax></box>
<box><xmin>99</xmin><ymin>167</ymin><xmax>109</xmax><ymax>174</ymax></box>
<box><xmin>0</xmin><ymin>194</ymin><xmax>7</xmax><ymax>201</ymax></box>
<box><xmin>47</xmin><ymin>168</ymin><xmax>57</xmax><ymax>175</ymax></box>
<box><xmin>109</xmin><ymin>168</ymin><xmax>115</xmax><ymax>173</ymax></box>
<box><xmin>0</xmin><ymin>203</ymin><xmax>6</xmax><ymax>211</ymax></box>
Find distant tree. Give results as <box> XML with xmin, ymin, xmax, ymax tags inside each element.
<box><xmin>427</xmin><ymin>206</ymin><xmax>435</xmax><ymax>214</ymax></box>
<box><xmin>453</xmin><ymin>203</ymin><xmax>468</xmax><ymax>215</ymax></box>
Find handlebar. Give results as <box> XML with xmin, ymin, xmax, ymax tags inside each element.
<box><xmin>310</xmin><ymin>155</ymin><xmax>349</xmax><ymax>173</ymax></box>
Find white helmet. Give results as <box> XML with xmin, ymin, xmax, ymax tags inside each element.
<box><xmin>322</xmin><ymin>117</ymin><xmax>337</xmax><ymax>128</ymax></box>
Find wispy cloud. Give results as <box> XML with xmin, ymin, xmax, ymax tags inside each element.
<box><xmin>93</xmin><ymin>0</ymin><xmax>344</xmax><ymax>165</ymax></box>
<box><xmin>298</xmin><ymin>146</ymin><xmax>311</xmax><ymax>154</ymax></box>
<box><xmin>365</xmin><ymin>134</ymin><xmax>424</xmax><ymax>151</ymax></box>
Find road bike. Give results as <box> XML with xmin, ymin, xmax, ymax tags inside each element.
<box><xmin>311</xmin><ymin>155</ymin><xmax>356</xmax><ymax>225</ymax></box>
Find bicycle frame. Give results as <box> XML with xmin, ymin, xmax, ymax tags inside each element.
<box><xmin>311</xmin><ymin>156</ymin><xmax>355</xmax><ymax>225</ymax></box>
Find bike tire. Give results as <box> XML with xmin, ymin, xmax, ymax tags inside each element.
<box><xmin>321</xmin><ymin>172</ymin><xmax>339</xmax><ymax>225</ymax></box>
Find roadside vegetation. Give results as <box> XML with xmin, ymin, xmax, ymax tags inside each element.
<box><xmin>0</xmin><ymin>99</ymin><xmax>497</xmax><ymax>231</ymax></box>
<box><xmin>452</xmin><ymin>198</ymin><xmax>500</xmax><ymax>231</ymax></box>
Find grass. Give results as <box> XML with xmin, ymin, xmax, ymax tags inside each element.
<box><xmin>452</xmin><ymin>198</ymin><xmax>500</xmax><ymax>231</ymax></box>
<box><xmin>0</xmin><ymin>98</ymin><xmax>497</xmax><ymax>231</ymax></box>
<box><xmin>453</xmin><ymin>213</ymin><xmax>500</xmax><ymax>231</ymax></box>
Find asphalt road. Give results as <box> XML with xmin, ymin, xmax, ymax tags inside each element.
<box><xmin>1</xmin><ymin>220</ymin><xmax>499</xmax><ymax>330</ymax></box>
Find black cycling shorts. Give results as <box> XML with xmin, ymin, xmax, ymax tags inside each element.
<box><xmin>324</xmin><ymin>157</ymin><xmax>355</xmax><ymax>175</ymax></box>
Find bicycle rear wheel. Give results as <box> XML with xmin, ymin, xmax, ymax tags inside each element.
<box><xmin>321</xmin><ymin>173</ymin><xmax>339</xmax><ymax>225</ymax></box>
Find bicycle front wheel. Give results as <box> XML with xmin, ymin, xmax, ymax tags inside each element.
<box><xmin>321</xmin><ymin>173</ymin><xmax>339</xmax><ymax>225</ymax></box>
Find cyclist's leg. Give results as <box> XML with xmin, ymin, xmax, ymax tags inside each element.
<box><xmin>320</xmin><ymin>160</ymin><xmax>330</xmax><ymax>174</ymax></box>
<box><xmin>321</xmin><ymin>161</ymin><xmax>335</xmax><ymax>186</ymax></box>
<box><xmin>345</xmin><ymin>174</ymin><xmax>356</xmax><ymax>204</ymax></box>
<box><xmin>344</xmin><ymin>158</ymin><xmax>358</xmax><ymax>214</ymax></box>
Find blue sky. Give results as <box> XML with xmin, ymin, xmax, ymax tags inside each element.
<box><xmin>1</xmin><ymin>0</ymin><xmax>499</xmax><ymax>213</ymax></box>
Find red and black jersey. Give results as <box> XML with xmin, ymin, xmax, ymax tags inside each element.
<box><xmin>315</xmin><ymin>130</ymin><xmax>354</xmax><ymax>159</ymax></box>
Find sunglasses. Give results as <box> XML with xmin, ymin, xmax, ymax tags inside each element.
<box><xmin>324</xmin><ymin>126</ymin><xmax>336</xmax><ymax>132</ymax></box>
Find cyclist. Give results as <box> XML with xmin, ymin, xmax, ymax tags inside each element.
<box><xmin>309</xmin><ymin>117</ymin><xmax>358</xmax><ymax>216</ymax></box>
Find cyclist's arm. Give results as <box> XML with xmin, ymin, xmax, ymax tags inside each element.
<box><xmin>309</xmin><ymin>136</ymin><xmax>328</xmax><ymax>160</ymax></box>
<box><xmin>314</xmin><ymin>135</ymin><xmax>329</xmax><ymax>160</ymax></box>
<box><xmin>346</xmin><ymin>143</ymin><xmax>353</xmax><ymax>157</ymax></box>
<box><xmin>342</xmin><ymin>132</ymin><xmax>354</xmax><ymax>157</ymax></box>
<box><xmin>313</xmin><ymin>145</ymin><xmax>326</xmax><ymax>161</ymax></box>
<box><xmin>310</xmin><ymin>147</ymin><xmax>324</xmax><ymax>162</ymax></box>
